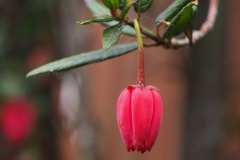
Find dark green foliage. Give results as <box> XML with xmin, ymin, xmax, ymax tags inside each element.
<box><xmin>102</xmin><ymin>23</ymin><xmax>124</xmax><ymax>50</ymax></box>
<box><xmin>102</xmin><ymin>0</ymin><xmax>120</xmax><ymax>11</ymax></box>
<box><xmin>155</xmin><ymin>0</ymin><xmax>190</xmax><ymax>26</ymax></box>
<box><xmin>134</xmin><ymin>0</ymin><xmax>154</xmax><ymax>13</ymax></box>
<box><xmin>121</xmin><ymin>0</ymin><xmax>133</xmax><ymax>20</ymax></box>
<box><xmin>26</xmin><ymin>0</ymin><xmax>200</xmax><ymax>77</ymax></box>
<box><xmin>162</xmin><ymin>2</ymin><xmax>197</xmax><ymax>39</ymax></box>
<box><xmin>84</xmin><ymin>0</ymin><xmax>137</xmax><ymax>36</ymax></box>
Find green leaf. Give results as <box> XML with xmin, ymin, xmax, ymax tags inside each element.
<box><xmin>26</xmin><ymin>42</ymin><xmax>138</xmax><ymax>78</ymax></box>
<box><xmin>192</xmin><ymin>5</ymin><xmax>198</xmax><ymax>17</ymax></box>
<box><xmin>84</xmin><ymin>0</ymin><xmax>137</xmax><ymax>36</ymax></box>
<box><xmin>155</xmin><ymin>0</ymin><xmax>190</xmax><ymax>26</ymax></box>
<box><xmin>134</xmin><ymin>0</ymin><xmax>154</xmax><ymax>13</ymax></box>
<box><xmin>121</xmin><ymin>0</ymin><xmax>132</xmax><ymax>20</ymax></box>
<box><xmin>102</xmin><ymin>23</ymin><xmax>124</xmax><ymax>50</ymax></box>
<box><xmin>77</xmin><ymin>17</ymin><xmax>116</xmax><ymax>25</ymax></box>
<box><xmin>84</xmin><ymin>0</ymin><xmax>109</xmax><ymax>15</ymax></box>
<box><xmin>102</xmin><ymin>0</ymin><xmax>120</xmax><ymax>11</ymax></box>
<box><xmin>162</xmin><ymin>2</ymin><xmax>197</xmax><ymax>39</ymax></box>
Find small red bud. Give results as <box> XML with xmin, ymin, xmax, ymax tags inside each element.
<box><xmin>117</xmin><ymin>85</ymin><xmax>163</xmax><ymax>153</ymax></box>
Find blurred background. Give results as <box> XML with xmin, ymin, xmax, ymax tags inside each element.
<box><xmin>0</xmin><ymin>0</ymin><xmax>239</xmax><ymax>160</ymax></box>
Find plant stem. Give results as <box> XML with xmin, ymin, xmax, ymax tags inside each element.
<box><xmin>134</xmin><ymin>19</ymin><xmax>145</xmax><ymax>87</ymax></box>
<box><xmin>125</xmin><ymin>20</ymin><xmax>162</xmax><ymax>44</ymax></box>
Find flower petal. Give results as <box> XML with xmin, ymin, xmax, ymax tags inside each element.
<box><xmin>145</xmin><ymin>89</ymin><xmax>163</xmax><ymax>150</ymax></box>
<box><xmin>132</xmin><ymin>88</ymin><xmax>153</xmax><ymax>152</ymax></box>
<box><xmin>117</xmin><ymin>87</ymin><xmax>134</xmax><ymax>151</ymax></box>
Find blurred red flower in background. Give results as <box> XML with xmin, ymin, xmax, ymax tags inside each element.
<box><xmin>1</xmin><ymin>98</ymin><xmax>37</xmax><ymax>145</ymax></box>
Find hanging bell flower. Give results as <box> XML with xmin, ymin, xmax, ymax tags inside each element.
<box><xmin>117</xmin><ymin>85</ymin><xmax>163</xmax><ymax>153</ymax></box>
<box><xmin>116</xmin><ymin>19</ymin><xmax>163</xmax><ymax>153</ymax></box>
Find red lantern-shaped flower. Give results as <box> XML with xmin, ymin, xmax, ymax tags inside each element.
<box><xmin>117</xmin><ymin>85</ymin><xmax>163</xmax><ymax>153</ymax></box>
<box><xmin>117</xmin><ymin>19</ymin><xmax>163</xmax><ymax>153</ymax></box>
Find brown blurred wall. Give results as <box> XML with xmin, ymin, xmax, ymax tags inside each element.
<box><xmin>222</xmin><ymin>0</ymin><xmax>240</xmax><ymax>159</ymax></box>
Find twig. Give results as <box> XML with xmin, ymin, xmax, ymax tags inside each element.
<box><xmin>124</xmin><ymin>20</ymin><xmax>162</xmax><ymax>44</ymax></box>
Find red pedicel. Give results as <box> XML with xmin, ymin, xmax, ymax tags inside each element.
<box><xmin>117</xmin><ymin>85</ymin><xmax>163</xmax><ymax>153</ymax></box>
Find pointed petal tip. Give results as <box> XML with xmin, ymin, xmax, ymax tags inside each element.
<box><xmin>127</xmin><ymin>145</ymin><xmax>135</xmax><ymax>152</ymax></box>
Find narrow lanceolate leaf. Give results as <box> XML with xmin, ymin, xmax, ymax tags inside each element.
<box><xmin>77</xmin><ymin>17</ymin><xmax>116</xmax><ymax>25</ymax></box>
<box><xmin>84</xmin><ymin>0</ymin><xmax>137</xmax><ymax>36</ymax></box>
<box><xmin>26</xmin><ymin>42</ymin><xmax>138</xmax><ymax>78</ymax></box>
<box><xmin>102</xmin><ymin>0</ymin><xmax>120</xmax><ymax>11</ymax></box>
<box><xmin>134</xmin><ymin>0</ymin><xmax>154</xmax><ymax>13</ymax></box>
<box><xmin>102</xmin><ymin>23</ymin><xmax>124</xmax><ymax>50</ymax></box>
<box><xmin>155</xmin><ymin>0</ymin><xmax>190</xmax><ymax>26</ymax></box>
<box><xmin>162</xmin><ymin>2</ymin><xmax>197</xmax><ymax>40</ymax></box>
